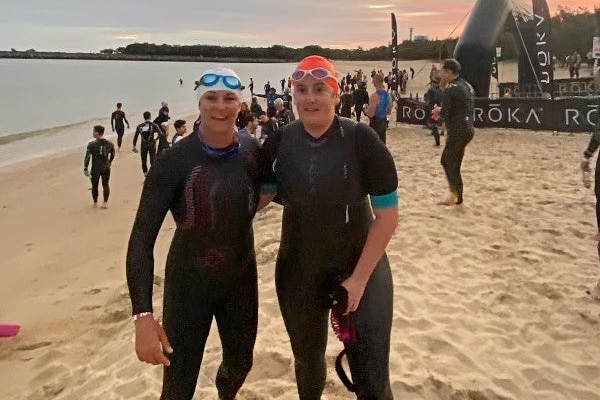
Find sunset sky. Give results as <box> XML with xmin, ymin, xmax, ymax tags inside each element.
<box><xmin>0</xmin><ymin>0</ymin><xmax>597</xmax><ymax>52</ymax></box>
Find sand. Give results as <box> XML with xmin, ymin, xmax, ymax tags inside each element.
<box><xmin>1</xmin><ymin>61</ymin><xmax>600</xmax><ymax>400</ymax></box>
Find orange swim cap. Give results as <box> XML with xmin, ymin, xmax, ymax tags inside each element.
<box><xmin>293</xmin><ymin>55</ymin><xmax>339</xmax><ymax>94</ymax></box>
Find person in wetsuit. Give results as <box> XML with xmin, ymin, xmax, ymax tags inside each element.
<box><xmin>259</xmin><ymin>55</ymin><xmax>399</xmax><ymax>400</ymax></box>
<box><xmin>255</xmin><ymin>88</ymin><xmax>283</xmax><ymax>118</ymax></box>
<box><xmin>154</xmin><ymin>106</ymin><xmax>171</xmax><ymax>156</ymax></box>
<box><xmin>581</xmin><ymin>103</ymin><xmax>600</xmax><ymax>299</ymax></box>
<box><xmin>133</xmin><ymin>111</ymin><xmax>162</xmax><ymax>176</ymax></box>
<box><xmin>352</xmin><ymin>82</ymin><xmax>369</xmax><ymax>123</ymax></box>
<box><xmin>83</xmin><ymin>125</ymin><xmax>115</xmax><ymax>208</ymax></box>
<box><xmin>111</xmin><ymin>102</ymin><xmax>130</xmax><ymax>150</ymax></box>
<box><xmin>438</xmin><ymin>59</ymin><xmax>475</xmax><ymax>208</ymax></box>
<box><xmin>127</xmin><ymin>67</ymin><xmax>261</xmax><ymax>400</ymax></box>
<box><xmin>424</xmin><ymin>77</ymin><xmax>443</xmax><ymax>147</ymax></box>
<box><xmin>366</xmin><ymin>73</ymin><xmax>393</xmax><ymax>144</ymax></box>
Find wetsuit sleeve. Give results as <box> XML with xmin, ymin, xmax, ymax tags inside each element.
<box><xmin>84</xmin><ymin>142</ymin><xmax>93</xmax><ymax>169</ymax></box>
<box><xmin>126</xmin><ymin>152</ymin><xmax>183</xmax><ymax>314</ymax></box>
<box><xmin>356</xmin><ymin>124</ymin><xmax>399</xmax><ymax>208</ymax></box>
<box><xmin>584</xmin><ymin>129</ymin><xmax>600</xmax><ymax>158</ymax></box>
<box><xmin>255</xmin><ymin>93</ymin><xmax>266</xmax><ymax>98</ymax></box>
<box><xmin>123</xmin><ymin>113</ymin><xmax>129</xmax><ymax>127</ymax></box>
<box><xmin>259</xmin><ymin>130</ymin><xmax>282</xmax><ymax>194</ymax></box>
<box><xmin>111</xmin><ymin>111</ymin><xmax>116</xmax><ymax>130</ymax></box>
<box><xmin>133</xmin><ymin>125</ymin><xmax>140</xmax><ymax>147</ymax></box>
<box><xmin>441</xmin><ymin>86</ymin><xmax>452</xmax><ymax>123</ymax></box>
<box><xmin>108</xmin><ymin>142</ymin><xmax>115</xmax><ymax>163</ymax></box>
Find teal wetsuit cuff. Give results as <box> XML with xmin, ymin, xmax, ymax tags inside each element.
<box><xmin>261</xmin><ymin>183</ymin><xmax>278</xmax><ymax>195</ymax></box>
<box><xmin>370</xmin><ymin>191</ymin><xmax>398</xmax><ymax>208</ymax></box>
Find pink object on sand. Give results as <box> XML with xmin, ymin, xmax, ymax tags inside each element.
<box><xmin>0</xmin><ymin>323</ymin><xmax>20</xmax><ymax>337</ymax></box>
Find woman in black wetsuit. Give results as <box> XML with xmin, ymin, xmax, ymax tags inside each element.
<box><xmin>126</xmin><ymin>67</ymin><xmax>261</xmax><ymax>400</ymax></box>
<box><xmin>259</xmin><ymin>55</ymin><xmax>399</xmax><ymax>400</ymax></box>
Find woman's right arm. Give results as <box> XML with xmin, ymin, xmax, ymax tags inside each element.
<box><xmin>126</xmin><ymin>154</ymin><xmax>180</xmax><ymax>315</ymax></box>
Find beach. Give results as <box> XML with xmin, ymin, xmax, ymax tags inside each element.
<box><xmin>2</xmin><ymin>61</ymin><xmax>600</xmax><ymax>399</ymax></box>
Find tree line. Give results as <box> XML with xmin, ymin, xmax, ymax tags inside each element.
<box><xmin>108</xmin><ymin>39</ymin><xmax>457</xmax><ymax>62</ymax></box>
<box><xmin>100</xmin><ymin>7</ymin><xmax>597</xmax><ymax>62</ymax></box>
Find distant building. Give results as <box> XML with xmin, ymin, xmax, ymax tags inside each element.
<box><xmin>414</xmin><ymin>35</ymin><xmax>429</xmax><ymax>41</ymax></box>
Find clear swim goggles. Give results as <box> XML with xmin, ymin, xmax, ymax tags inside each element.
<box><xmin>196</xmin><ymin>73</ymin><xmax>244</xmax><ymax>90</ymax></box>
<box><xmin>291</xmin><ymin>67</ymin><xmax>335</xmax><ymax>82</ymax></box>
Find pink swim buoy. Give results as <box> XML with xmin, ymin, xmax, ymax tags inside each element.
<box><xmin>0</xmin><ymin>323</ymin><xmax>20</xmax><ymax>337</ymax></box>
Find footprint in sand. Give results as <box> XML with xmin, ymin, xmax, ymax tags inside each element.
<box><xmin>246</xmin><ymin>352</ymin><xmax>291</xmax><ymax>381</ymax></box>
<box><xmin>17</xmin><ymin>341</ymin><xmax>52</xmax><ymax>351</ymax></box>
<box><xmin>80</xmin><ymin>304</ymin><xmax>102</xmax><ymax>311</ymax></box>
<box><xmin>83</xmin><ymin>287</ymin><xmax>108</xmax><ymax>295</ymax></box>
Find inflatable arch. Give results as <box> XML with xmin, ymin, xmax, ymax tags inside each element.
<box><xmin>453</xmin><ymin>0</ymin><xmax>512</xmax><ymax>97</ymax></box>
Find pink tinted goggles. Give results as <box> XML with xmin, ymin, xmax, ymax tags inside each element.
<box><xmin>291</xmin><ymin>67</ymin><xmax>336</xmax><ymax>82</ymax></box>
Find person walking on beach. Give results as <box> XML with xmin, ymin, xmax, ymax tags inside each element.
<box><xmin>83</xmin><ymin>125</ymin><xmax>115</xmax><ymax>209</ymax></box>
<box><xmin>154</xmin><ymin>106</ymin><xmax>171</xmax><ymax>156</ymax></box>
<box><xmin>353</xmin><ymin>82</ymin><xmax>369</xmax><ymax>123</ymax></box>
<box><xmin>249</xmin><ymin>78</ymin><xmax>254</xmax><ymax>96</ymax></box>
<box><xmin>366</xmin><ymin>73</ymin><xmax>393</xmax><ymax>144</ymax></box>
<box><xmin>127</xmin><ymin>66</ymin><xmax>261</xmax><ymax>400</ymax></box>
<box><xmin>132</xmin><ymin>111</ymin><xmax>161</xmax><ymax>176</ymax></box>
<box><xmin>111</xmin><ymin>103</ymin><xmax>130</xmax><ymax>151</ymax></box>
<box><xmin>437</xmin><ymin>59</ymin><xmax>475</xmax><ymax>209</ymax></box>
<box><xmin>424</xmin><ymin>76</ymin><xmax>443</xmax><ymax>147</ymax></box>
<box><xmin>255</xmin><ymin>87</ymin><xmax>283</xmax><ymax>118</ymax></box>
<box><xmin>339</xmin><ymin>85</ymin><xmax>354</xmax><ymax>118</ymax></box>
<box><xmin>171</xmin><ymin>119</ymin><xmax>186</xmax><ymax>145</ymax></box>
<box><xmin>259</xmin><ymin>55</ymin><xmax>398</xmax><ymax>399</ymax></box>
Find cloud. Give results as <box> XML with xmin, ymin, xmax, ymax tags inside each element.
<box><xmin>366</xmin><ymin>4</ymin><xmax>394</xmax><ymax>9</ymax></box>
<box><xmin>115</xmin><ymin>35</ymin><xmax>137</xmax><ymax>40</ymax></box>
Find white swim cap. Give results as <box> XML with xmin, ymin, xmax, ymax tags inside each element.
<box><xmin>195</xmin><ymin>67</ymin><xmax>246</xmax><ymax>101</ymax></box>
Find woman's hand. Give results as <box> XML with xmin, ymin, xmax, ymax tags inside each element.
<box><xmin>340</xmin><ymin>276</ymin><xmax>367</xmax><ymax>315</ymax></box>
<box><xmin>134</xmin><ymin>315</ymin><xmax>173</xmax><ymax>366</ymax></box>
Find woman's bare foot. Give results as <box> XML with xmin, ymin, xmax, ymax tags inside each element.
<box><xmin>101</xmin><ymin>202</ymin><xmax>108</xmax><ymax>209</ymax></box>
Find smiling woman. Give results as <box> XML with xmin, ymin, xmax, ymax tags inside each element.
<box><xmin>259</xmin><ymin>55</ymin><xmax>399</xmax><ymax>399</ymax></box>
<box><xmin>126</xmin><ymin>66</ymin><xmax>262</xmax><ymax>399</ymax></box>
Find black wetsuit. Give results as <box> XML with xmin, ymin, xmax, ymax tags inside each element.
<box><xmin>111</xmin><ymin>110</ymin><xmax>129</xmax><ymax>148</ymax></box>
<box><xmin>154</xmin><ymin>113</ymin><xmax>171</xmax><ymax>157</ymax></box>
<box><xmin>339</xmin><ymin>93</ymin><xmax>354</xmax><ymax>118</ymax></box>
<box><xmin>126</xmin><ymin>132</ymin><xmax>261</xmax><ymax>400</ymax></box>
<box><xmin>353</xmin><ymin>88</ymin><xmax>369</xmax><ymax>123</ymax></box>
<box><xmin>584</xmin><ymin>126</ymin><xmax>600</xmax><ymax>230</ymax></box>
<box><xmin>261</xmin><ymin>118</ymin><xmax>398</xmax><ymax>400</ymax></box>
<box><xmin>440</xmin><ymin>77</ymin><xmax>475</xmax><ymax>205</ymax></box>
<box><xmin>84</xmin><ymin>138</ymin><xmax>115</xmax><ymax>203</ymax></box>
<box><xmin>133</xmin><ymin>121</ymin><xmax>161</xmax><ymax>174</ymax></box>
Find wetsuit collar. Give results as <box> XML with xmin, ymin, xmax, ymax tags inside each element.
<box><xmin>195</xmin><ymin>126</ymin><xmax>240</xmax><ymax>159</ymax></box>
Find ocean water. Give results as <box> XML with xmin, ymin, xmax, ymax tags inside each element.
<box><xmin>0</xmin><ymin>59</ymin><xmax>297</xmax><ymax>167</ymax></box>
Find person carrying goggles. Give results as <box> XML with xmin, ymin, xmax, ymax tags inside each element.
<box><xmin>259</xmin><ymin>55</ymin><xmax>399</xmax><ymax>399</ymax></box>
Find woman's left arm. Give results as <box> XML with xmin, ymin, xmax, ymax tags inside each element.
<box><xmin>340</xmin><ymin>123</ymin><xmax>399</xmax><ymax>313</ymax></box>
<box><xmin>341</xmin><ymin>206</ymin><xmax>398</xmax><ymax>313</ymax></box>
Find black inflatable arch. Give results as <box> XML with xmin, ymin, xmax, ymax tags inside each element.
<box><xmin>453</xmin><ymin>0</ymin><xmax>512</xmax><ymax>97</ymax></box>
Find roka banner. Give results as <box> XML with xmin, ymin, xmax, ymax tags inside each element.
<box><xmin>391</xmin><ymin>13</ymin><xmax>398</xmax><ymax>91</ymax></box>
<box><xmin>532</xmin><ymin>0</ymin><xmax>553</xmax><ymax>98</ymax></box>
<box><xmin>396</xmin><ymin>97</ymin><xmax>600</xmax><ymax>133</ymax></box>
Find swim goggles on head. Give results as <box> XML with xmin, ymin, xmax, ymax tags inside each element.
<box><xmin>194</xmin><ymin>73</ymin><xmax>244</xmax><ymax>90</ymax></box>
<box><xmin>291</xmin><ymin>68</ymin><xmax>335</xmax><ymax>82</ymax></box>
